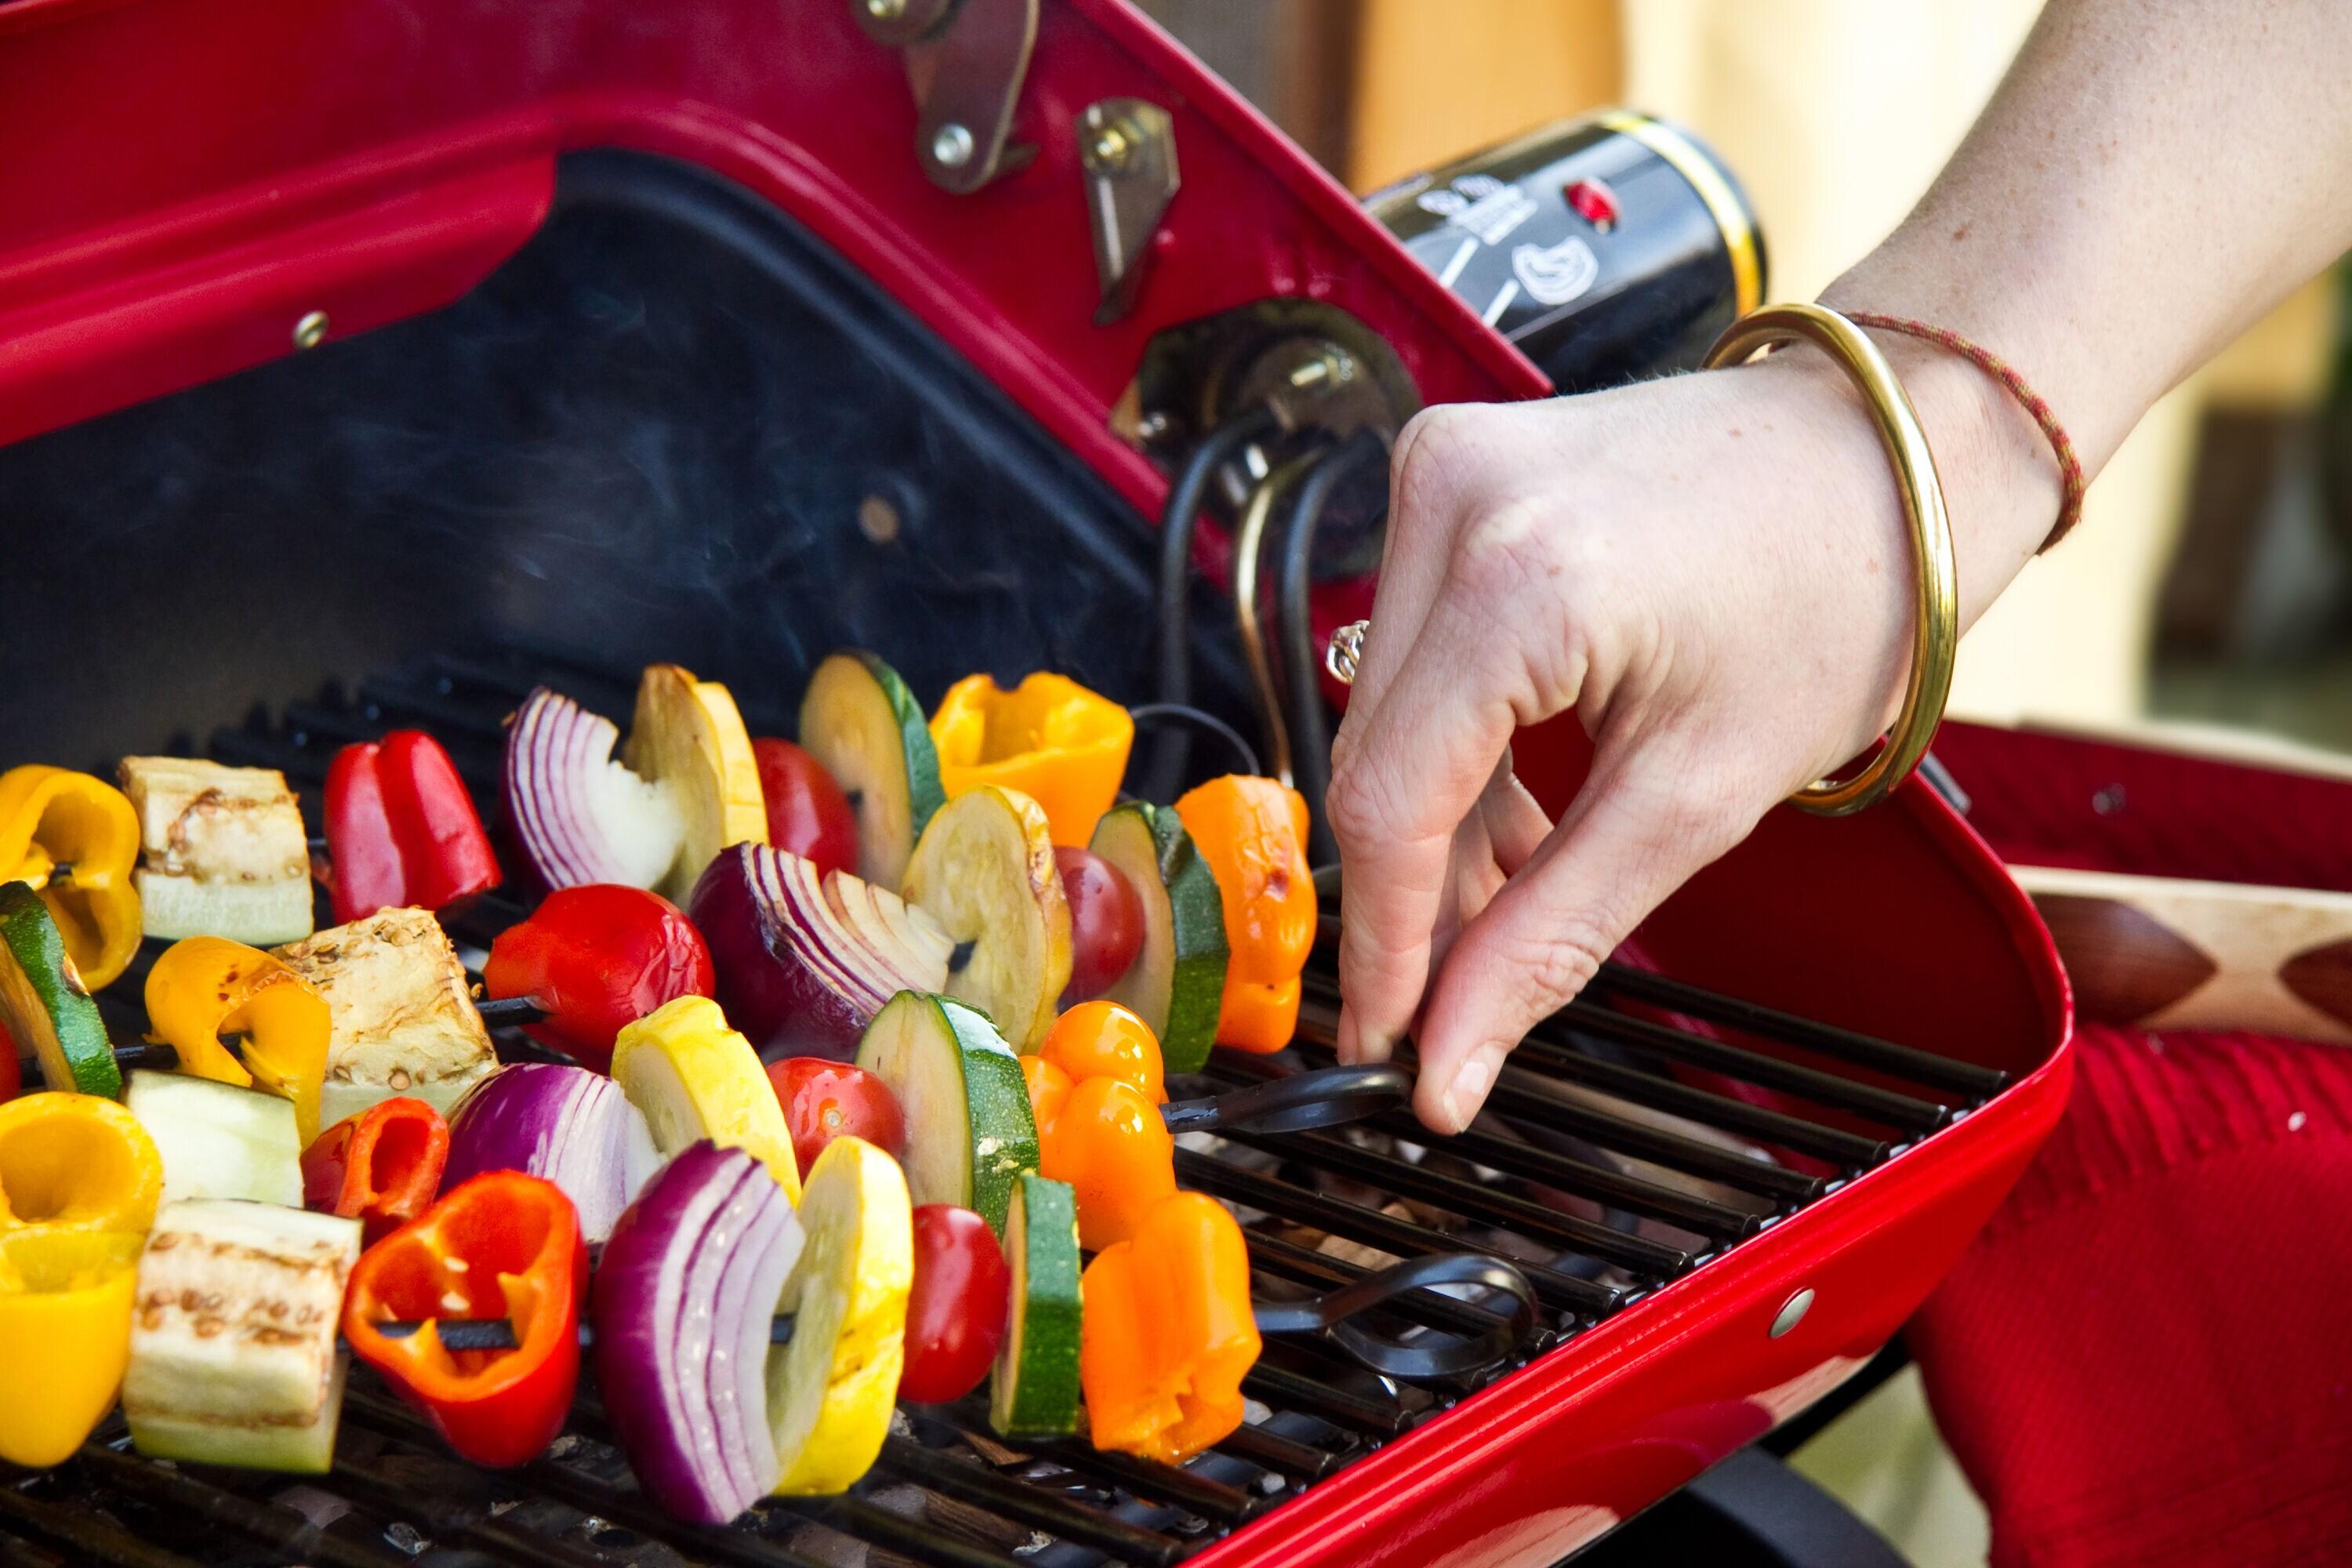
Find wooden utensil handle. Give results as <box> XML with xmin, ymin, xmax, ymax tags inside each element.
<box><xmin>2012</xmin><ymin>864</ymin><xmax>2352</xmax><ymax>1044</ymax></box>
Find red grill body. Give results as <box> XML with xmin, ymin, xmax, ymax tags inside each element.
<box><xmin>0</xmin><ymin>2</ymin><xmax>2071</xmax><ymax>1563</ymax></box>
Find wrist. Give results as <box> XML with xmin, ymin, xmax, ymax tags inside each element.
<box><xmin>1788</xmin><ymin>311</ymin><xmax>2063</xmax><ymax>629</ymax></box>
<box><xmin>1872</xmin><ymin>325</ymin><xmax>2063</xmax><ymax>584</ymax></box>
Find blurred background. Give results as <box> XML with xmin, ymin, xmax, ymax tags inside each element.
<box><xmin>1134</xmin><ymin>2</ymin><xmax>2352</xmax><ymax>1563</ymax></box>
<box><xmin>1139</xmin><ymin>0</ymin><xmax>2352</xmax><ymax>742</ymax></box>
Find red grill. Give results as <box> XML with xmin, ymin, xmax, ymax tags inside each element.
<box><xmin>0</xmin><ymin>2</ymin><xmax>2071</xmax><ymax>1563</ymax></box>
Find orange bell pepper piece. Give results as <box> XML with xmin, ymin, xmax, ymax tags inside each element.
<box><xmin>1038</xmin><ymin>1000</ymin><xmax>1165</xmax><ymax>1105</ymax></box>
<box><xmin>1172</xmin><ymin>776</ymin><xmax>1316</xmax><ymax>1053</ymax></box>
<box><xmin>1022</xmin><ymin>1054</ymin><xmax>1073</xmax><ymax>1136</ymax></box>
<box><xmin>143</xmin><ymin>937</ymin><xmax>332</xmax><ymax>1144</ymax></box>
<box><xmin>929</xmin><ymin>673</ymin><xmax>1133</xmax><ymax>848</ymax></box>
<box><xmin>1037</xmin><ymin>1075</ymin><xmax>1174</xmax><ymax>1253</ymax></box>
<box><xmin>1080</xmin><ymin>1192</ymin><xmax>1261</xmax><ymax>1465</ymax></box>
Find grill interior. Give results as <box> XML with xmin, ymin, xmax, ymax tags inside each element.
<box><xmin>0</xmin><ymin>643</ymin><xmax>2009</xmax><ymax>1568</ymax></box>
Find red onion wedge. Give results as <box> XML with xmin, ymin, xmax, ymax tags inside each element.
<box><xmin>595</xmin><ymin>1141</ymin><xmax>804</xmax><ymax>1523</ymax></box>
<box><xmin>688</xmin><ymin>844</ymin><xmax>949</xmax><ymax>1061</ymax></box>
<box><xmin>504</xmin><ymin>686</ymin><xmax>684</xmax><ymax>891</ymax></box>
<box><xmin>443</xmin><ymin>1063</ymin><xmax>661</xmax><ymax>1243</ymax></box>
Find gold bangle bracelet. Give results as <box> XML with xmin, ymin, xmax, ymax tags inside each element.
<box><xmin>1701</xmin><ymin>303</ymin><xmax>1959</xmax><ymax>817</ymax></box>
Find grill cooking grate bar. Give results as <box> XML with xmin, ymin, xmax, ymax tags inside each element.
<box><xmin>1172</xmin><ymin>1149</ymin><xmax>1621</xmax><ymax>1319</ymax></box>
<box><xmin>69</xmin><ymin>1443</ymin><xmax>408</xmax><ymax>1568</ymax></box>
<box><xmin>1205</xmin><ymin>1123</ymin><xmax>1695</xmax><ymax>1275</ymax></box>
<box><xmin>1238</xmin><ymin>1229</ymin><xmax>1555</xmax><ymax>1346</ymax></box>
<box><xmin>876</xmin><ymin>1437</ymin><xmax>1189</xmax><ymax>1566</ymax></box>
<box><xmin>0</xmin><ymin>645</ymin><xmax>2009</xmax><ymax>1566</ymax></box>
<box><xmin>0</xmin><ymin>1480</ymin><xmax>203</xmax><ymax>1568</ymax></box>
<box><xmin>1589</xmin><ymin>963</ymin><xmax>2009</xmax><ymax>1099</ymax></box>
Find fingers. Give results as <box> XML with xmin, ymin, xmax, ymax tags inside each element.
<box><xmin>1477</xmin><ymin>759</ymin><xmax>1551</xmax><ymax>877</ymax></box>
<box><xmin>1338</xmin><ymin>407</ymin><xmax>1477</xmax><ymax>719</ymax></box>
<box><xmin>1408</xmin><ymin>746</ymin><xmax>1746</xmax><ymax>1133</ymax></box>
<box><xmin>1328</xmin><ymin>585</ymin><xmax>1533</xmax><ymax>1065</ymax></box>
<box><xmin>1327</xmin><ymin>411</ymin><xmax>1527</xmax><ymax>1067</ymax></box>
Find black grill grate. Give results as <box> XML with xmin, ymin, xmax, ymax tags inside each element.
<box><xmin>5</xmin><ymin>646</ymin><xmax>2008</xmax><ymax>1567</ymax></box>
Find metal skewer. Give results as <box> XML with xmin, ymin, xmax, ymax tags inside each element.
<box><xmin>362</xmin><ymin>1248</ymin><xmax>1540</xmax><ymax>1377</ymax></box>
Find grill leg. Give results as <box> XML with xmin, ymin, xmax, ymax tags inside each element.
<box><xmin>1567</xmin><ymin>1446</ymin><xmax>1912</xmax><ymax>1567</ymax></box>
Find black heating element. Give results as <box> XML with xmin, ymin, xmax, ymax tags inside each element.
<box><xmin>3</xmin><ymin>647</ymin><xmax>2006</xmax><ymax>1568</ymax></box>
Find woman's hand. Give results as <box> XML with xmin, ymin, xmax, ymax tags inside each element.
<box><xmin>1328</xmin><ymin>343</ymin><xmax>2053</xmax><ymax>1133</ymax></box>
<box><xmin>1325</xmin><ymin>0</ymin><xmax>2352</xmax><ymax>1136</ymax></box>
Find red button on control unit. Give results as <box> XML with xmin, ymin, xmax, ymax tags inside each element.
<box><xmin>1565</xmin><ymin>177</ymin><xmax>1620</xmax><ymax>230</ymax></box>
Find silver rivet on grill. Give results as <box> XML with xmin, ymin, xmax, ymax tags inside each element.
<box><xmin>292</xmin><ymin>310</ymin><xmax>329</xmax><ymax>350</ymax></box>
<box><xmin>865</xmin><ymin>0</ymin><xmax>905</xmax><ymax>17</ymax></box>
<box><xmin>1769</xmin><ymin>1287</ymin><xmax>1814</xmax><ymax>1338</ymax></box>
<box><xmin>1288</xmin><ymin>347</ymin><xmax>1356</xmax><ymax>390</ymax></box>
<box><xmin>858</xmin><ymin>493</ymin><xmax>902</xmax><ymax>545</ymax></box>
<box><xmin>1086</xmin><ymin>118</ymin><xmax>1135</xmax><ymax>173</ymax></box>
<box><xmin>931</xmin><ymin>122</ymin><xmax>975</xmax><ymax>169</ymax></box>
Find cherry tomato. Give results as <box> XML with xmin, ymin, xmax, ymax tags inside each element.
<box><xmin>753</xmin><ymin>739</ymin><xmax>859</xmax><ymax>880</ymax></box>
<box><xmin>767</xmin><ymin>1057</ymin><xmax>906</xmax><ymax>1175</ymax></box>
<box><xmin>898</xmin><ymin>1204</ymin><xmax>1011</xmax><ymax>1404</ymax></box>
<box><xmin>1040</xmin><ymin>1000</ymin><xmax>1165</xmax><ymax>1104</ymax></box>
<box><xmin>1054</xmin><ymin>847</ymin><xmax>1144</xmax><ymax>1006</ymax></box>
<box><xmin>482</xmin><ymin>885</ymin><xmax>713</xmax><ymax>1073</ymax></box>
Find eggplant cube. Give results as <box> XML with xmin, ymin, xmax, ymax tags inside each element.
<box><xmin>118</xmin><ymin>757</ymin><xmax>314</xmax><ymax>945</ymax></box>
<box><xmin>275</xmin><ymin>906</ymin><xmax>496</xmax><ymax>1126</ymax></box>
<box><xmin>122</xmin><ymin>1200</ymin><xmax>362</xmax><ymax>1473</ymax></box>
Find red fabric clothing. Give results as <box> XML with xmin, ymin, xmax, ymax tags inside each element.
<box><xmin>1909</xmin><ymin>1022</ymin><xmax>2352</xmax><ymax>1566</ymax></box>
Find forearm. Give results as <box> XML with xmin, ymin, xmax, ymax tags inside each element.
<box><xmin>1773</xmin><ymin>0</ymin><xmax>2352</xmax><ymax>659</ymax></box>
<box><xmin>1834</xmin><ymin>0</ymin><xmax>2352</xmax><ymax>468</ymax></box>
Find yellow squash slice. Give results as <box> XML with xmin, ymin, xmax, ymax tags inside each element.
<box><xmin>901</xmin><ymin>786</ymin><xmax>1072</xmax><ymax>1051</ymax></box>
<box><xmin>612</xmin><ymin>996</ymin><xmax>800</xmax><ymax>1202</ymax></box>
<box><xmin>622</xmin><ymin>663</ymin><xmax>768</xmax><ymax>902</ymax></box>
<box><xmin>768</xmin><ymin>1137</ymin><xmax>913</xmax><ymax>1495</ymax></box>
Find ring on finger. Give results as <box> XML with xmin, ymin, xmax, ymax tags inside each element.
<box><xmin>1326</xmin><ymin>619</ymin><xmax>1370</xmax><ymax>685</ymax></box>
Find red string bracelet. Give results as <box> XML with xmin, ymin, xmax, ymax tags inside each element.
<box><xmin>1841</xmin><ymin>311</ymin><xmax>2086</xmax><ymax>551</ymax></box>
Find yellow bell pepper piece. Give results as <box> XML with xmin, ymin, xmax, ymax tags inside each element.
<box><xmin>144</xmin><ymin>937</ymin><xmax>333</xmax><ymax>1144</ymax></box>
<box><xmin>929</xmin><ymin>673</ymin><xmax>1133</xmax><ymax>848</ymax></box>
<box><xmin>0</xmin><ymin>1093</ymin><xmax>164</xmax><ymax>1235</ymax></box>
<box><xmin>0</xmin><ymin>765</ymin><xmax>142</xmax><ymax>991</ymax></box>
<box><xmin>0</xmin><ymin>1229</ymin><xmax>143</xmax><ymax>1466</ymax></box>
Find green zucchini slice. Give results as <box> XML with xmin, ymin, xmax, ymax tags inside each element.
<box><xmin>0</xmin><ymin>880</ymin><xmax>120</xmax><ymax>1097</ymax></box>
<box><xmin>855</xmin><ymin>991</ymin><xmax>1038</xmax><ymax>1233</ymax></box>
<box><xmin>1088</xmin><ymin>802</ymin><xmax>1230</xmax><ymax>1074</ymax></box>
<box><xmin>125</xmin><ymin>1070</ymin><xmax>307</xmax><ymax>1207</ymax></box>
<box><xmin>800</xmin><ymin>652</ymin><xmax>946</xmax><ymax>892</ymax></box>
<box><xmin>989</xmin><ymin>1173</ymin><xmax>1081</xmax><ymax>1439</ymax></box>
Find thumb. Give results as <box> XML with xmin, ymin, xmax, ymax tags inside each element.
<box><xmin>1407</xmin><ymin>745</ymin><xmax>1750</xmax><ymax>1133</ymax></box>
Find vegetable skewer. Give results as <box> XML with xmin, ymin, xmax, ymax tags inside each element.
<box><xmin>25</xmin><ymin>985</ymin><xmax>543</xmax><ymax>1071</ymax></box>
<box><xmin>37</xmin><ymin>833</ymin><xmax>328</xmax><ymax>878</ymax></box>
<box><xmin>354</xmin><ymin>1248</ymin><xmax>1538</xmax><ymax>1374</ymax></box>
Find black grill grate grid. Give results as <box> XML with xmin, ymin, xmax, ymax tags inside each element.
<box><xmin>2</xmin><ymin>646</ymin><xmax>2007</xmax><ymax>1567</ymax></box>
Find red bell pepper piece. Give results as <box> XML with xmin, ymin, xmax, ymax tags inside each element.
<box><xmin>343</xmin><ymin>1171</ymin><xmax>586</xmax><ymax>1468</ymax></box>
<box><xmin>325</xmin><ymin>731</ymin><xmax>501</xmax><ymax>923</ymax></box>
<box><xmin>481</xmin><ymin>884</ymin><xmax>714</xmax><ymax>1073</ymax></box>
<box><xmin>302</xmin><ymin>1096</ymin><xmax>450</xmax><ymax>1245</ymax></box>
